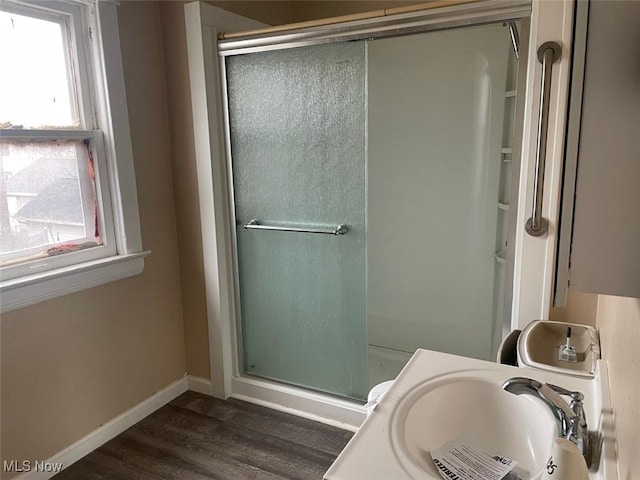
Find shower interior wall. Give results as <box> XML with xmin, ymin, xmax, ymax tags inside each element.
<box><xmin>366</xmin><ymin>25</ymin><xmax>518</xmax><ymax>386</ymax></box>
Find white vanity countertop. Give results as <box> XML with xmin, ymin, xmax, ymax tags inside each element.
<box><xmin>324</xmin><ymin>349</ymin><xmax>617</xmax><ymax>480</ymax></box>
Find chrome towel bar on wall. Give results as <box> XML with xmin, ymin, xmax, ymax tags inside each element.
<box><xmin>525</xmin><ymin>41</ymin><xmax>561</xmax><ymax>237</ymax></box>
<box><xmin>243</xmin><ymin>219</ymin><xmax>348</xmax><ymax>236</ymax></box>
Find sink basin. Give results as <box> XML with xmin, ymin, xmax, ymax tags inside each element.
<box><xmin>325</xmin><ymin>350</ymin><xmax>615</xmax><ymax>480</ymax></box>
<box><xmin>389</xmin><ymin>370</ymin><xmax>557</xmax><ymax>479</ymax></box>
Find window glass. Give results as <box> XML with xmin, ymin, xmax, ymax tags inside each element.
<box><xmin>0</xmin><ymin>139</ymin><xmax>100</xmax><ymax>266</ymax></box>
<box><xmin>0</xmin><ymin>0</ymin><xmax>144</xmax><ymax>311</ymax></box>
<box><xmin>0</xmin><ymin>10</ymin><xmax>79</xmax><ymax>128</ymax></box>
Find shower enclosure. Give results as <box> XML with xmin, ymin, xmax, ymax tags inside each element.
<box><xmin>225</xmin><ymin>23</ymin><xmax>519</xmax><ymax>400</ymax></box>
<box><xmin>186</xmin><ymin>0</ymin><xmax>574</xmax><ymax>413</ymax></box>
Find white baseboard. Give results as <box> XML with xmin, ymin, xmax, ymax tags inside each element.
<box><xmin>187</xmin><ymin>375</ymin><xmax>213</xmax><ymax>395</ymax></box>
<box><xmin>8</xmin><ymin>374</ymin><xmax>355</xmax><ymax>480</ymax></box>
<box><xmin>10</xmin><ymin>374</ymin><xmax>214</xmax><ymax>480</ymax></box>
<box><xmin>230</xmin><ymin>376</ymin><xmax>366</xmax><ymax>432</ymax></box>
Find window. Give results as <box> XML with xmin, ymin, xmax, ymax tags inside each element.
<box><xmin>0</xmin><ymin>0</ymin><xmax>147</xmax><ymax>313</ymax></box>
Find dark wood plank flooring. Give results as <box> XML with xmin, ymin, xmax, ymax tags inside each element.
<box><xmin>54</xmin><ymin>391</ymin><xmax>354</xmax><ymax>480</ymax></box>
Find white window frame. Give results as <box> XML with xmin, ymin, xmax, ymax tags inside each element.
<box><xmin>0</xmin><ymin>0</ymin><xmax>148</xmax><ymax>313</ymax></box>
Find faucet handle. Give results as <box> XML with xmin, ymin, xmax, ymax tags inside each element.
<box><xmin>547</xmin><ymin>383</ymin><xmax>586</xmax><ymax>425</ymax></box>
<box><xmin>547</xmin><ymin>383</ymin><xmax>584</xmax><ymax>403</ymax></box>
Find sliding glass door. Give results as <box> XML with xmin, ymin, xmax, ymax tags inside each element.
<box><xmin>226</xmin><ymin>42</ymin><xmax>369</xmax><ymax>400</ymax></box>
<box><xmin>225</xmin><ymin>23</ymin><xmax>519</xmax><ymax>399</ymax></box>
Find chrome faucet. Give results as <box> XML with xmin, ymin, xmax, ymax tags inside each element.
<box><xmin>502</xmin><ymin>377</ymin><xmax>590</xmax><ymax>465</ymax></box>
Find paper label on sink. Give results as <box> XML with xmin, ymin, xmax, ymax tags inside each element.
<box><xmin>431</xmin><ymin>437</ymin><xmax>517</xmax><ymax>480</ymax></box>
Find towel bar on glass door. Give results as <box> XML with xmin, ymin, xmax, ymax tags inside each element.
<box><xmin>243</xmin><ymin>219</ymin><xmax>348</xmax><ymax>235</ymax></box>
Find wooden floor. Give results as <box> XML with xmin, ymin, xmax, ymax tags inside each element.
<box><xmin>54</xmin><ymin>391</ymin><xmax>354</xmax><ymax>480</ymax></box>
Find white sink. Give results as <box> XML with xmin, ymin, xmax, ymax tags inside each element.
<box><xmin>324</xmin><ymin>349</ymin><xmax>617</xmax><ymax>480</ymax></box>
<box><xmin>389</xmin><ymin>371</ymin><xmax>556</xmax><ymax>478</ymax></box>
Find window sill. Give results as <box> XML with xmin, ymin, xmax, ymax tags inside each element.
<box><xmin>0</xmin><ymin>251</ymin><xmax>150</xmax><ymax>314</ymax></box>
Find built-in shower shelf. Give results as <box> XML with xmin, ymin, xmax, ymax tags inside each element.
<box><xmin>497</xmin><ymin>202</ymin><xmax>510</xmax><ymax>211</ymax></box>
<box><xmin>501</xmin><ymin>147</ymin><xmax>513</xmax><ymax>154</ymax></box>
<box><xmin>494</xmin><ymin>251</ymin><xmax>506</xmax><ymax>264</ymax></box>
<box><xmin>505</xmin><ymin>90</ymin><xmax>517</xmax><ymax>98</ymax></box>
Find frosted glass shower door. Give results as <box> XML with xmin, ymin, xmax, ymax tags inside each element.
<box><xmin>226</xmin><ymin>42</ymin><xmax>368</xmax><ymax>400</ymax></box>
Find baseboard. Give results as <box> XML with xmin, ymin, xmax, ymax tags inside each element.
<box><xmin>11</xmin><ymin>376</ymin><xmax>189</xmax><ymax>480</ymax></box>
<box><xmin>187</xmin><ymin>375</ymin><xmax>213</xmax><ymax>395</ymax></box>
<box><xmin>9</xmin><ymin>374</ymin><xmax>351</xmax><ymax>480</ymax></box>
<box><xmin>230</xmin><ymin>376</ymin><xmax>366</xmax><ymax>432</ymax></box>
